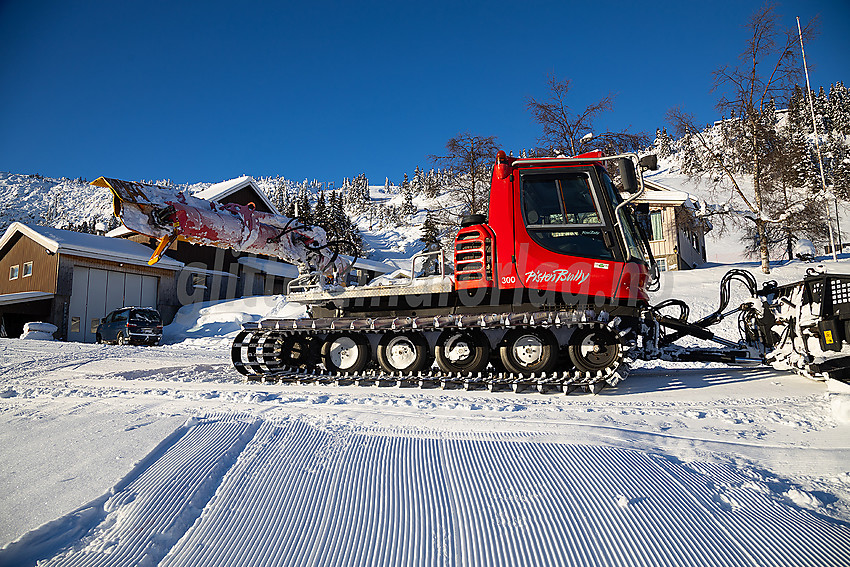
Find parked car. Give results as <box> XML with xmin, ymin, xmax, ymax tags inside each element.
<box><xmin>96</xmin><ymin>307</ymin><xmax>163</xmax><ymax>346</ymax></box>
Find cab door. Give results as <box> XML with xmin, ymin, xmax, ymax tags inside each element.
<box><xmin>512</xmin><ymin>166</ymin><xmax>625</xmax><ymax>300</ymax></box>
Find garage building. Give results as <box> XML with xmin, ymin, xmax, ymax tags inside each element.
<box><xmin>0</xmin><ymin>222</ymin><xmax>183</xmax><ymax>341</ymax></box>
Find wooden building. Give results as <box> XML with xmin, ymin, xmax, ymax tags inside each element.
<box><xmin>635</xmin><ymin>179</ymin><xmax>710</xmax><ymax>271</ymax></box>
<box><xmin>0</xmin><ymin>222</ymin><xmax>183</xmax><ymax>341</ymax></box>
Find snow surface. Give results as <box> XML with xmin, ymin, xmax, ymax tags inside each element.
<box><xmin>2</xmin><ymin>259</ymin><xmax>850</xmax><ymax>566</ymax></box>
<box><xmin>2</xmin><ymin>163</ymin><xmax>850</xmax><ymax>565</ymax></box>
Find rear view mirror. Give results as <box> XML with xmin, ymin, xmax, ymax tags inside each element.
<box><xmin>618</xmin><ymin>158</ymin><xmax>638</xmax><ymax>193</ymax></box>
<box><xmin>639</xmin><ymin>154</ymin><xmax>658</xmax><ymax>171</ymax></box>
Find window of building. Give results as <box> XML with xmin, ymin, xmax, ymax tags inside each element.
<box><xmin>649</xmin><ymin>211</ymin><xmax>664</xmax><ymax>241</ymax></box>
<box><xmin>656</xmin><ymin>258</ymin><xmax>668</xmax><ymax>272</ymax></box>
<box><xmin>9</xmin><ymin>265</ymin><xmax>19</xmax><ymax>280</ymax></box>
<box><xmin>22</xmin><ymin>261</ymin><xmax>32</xmax><ymax>277</ymax></box>
<box><xmin>70</xmin><ymin>317</ymin><xmax>80</xmax><ymax>333</ymax></box>
<box><xmin>192</xmin><ymin>274</ymin><xmax>208</xmax><ymax>289</ymax></box>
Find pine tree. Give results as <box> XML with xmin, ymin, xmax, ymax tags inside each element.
<box><xmin>295</xmin><ymin>184</ymin><xmax>312</xmax><ymax>224</ymax></box>
<box><xmin>420</xmin><ymin>210</ymin><xmax>440</xmax><ymax>251</ymax></box>
<box><xmin>829</xmin><ymin>81</ymin><xmax>849</xmax><ymax>136</ymax></box>
<box><xmin>653</xmin><ymin>128</ymin><xmax>672</xmax><ymax>158</ymax></box>
<box><xmin>815</xmin><ymin>86</ymin><xmax>830</xmax><ymax>133</ymax></box>
<box><xmin>315</xmin><ymin>191</ymin><xmax>327</xmax><ymax>223</ymax></box>
<box><xmin>269</xmin><ymin>176</ymin><xmax>289</xmax><ymax>213</ymax></box>
<box><xmin>424</xmin><ymin>169</ymin><xmax>439</xmax><ymax>199</ymax></box>
<box><xmin>412</xmin><ymin>166</ymin><xmax>423</xmax><ymax>193</ymax></box>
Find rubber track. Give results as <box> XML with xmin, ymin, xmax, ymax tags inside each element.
<box><xmin>231</xmin><ymin>310</ymin><xmax>633</xmax><ymax>394</ymax></box>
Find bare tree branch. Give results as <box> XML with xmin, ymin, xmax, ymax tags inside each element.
<box><xmin>430</xmin><ymin>132</ymin><xmax>499</xmax><ymax>222</ymax></box>
<box><xmin>526</xmin><ymin>73</ymin><xmax>648</xmax><ymax>156</ymax></box>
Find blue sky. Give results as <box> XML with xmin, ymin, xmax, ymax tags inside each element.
<box><xmin>1</xmin><ymin>0</ymin><xmax>848</xmax><ymax>187</ymax></box>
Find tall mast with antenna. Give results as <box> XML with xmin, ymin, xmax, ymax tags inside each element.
<box><xmin>797</xmin><ymin>16</ymin><xmax>838</xmax><ymax>261</ymax></box>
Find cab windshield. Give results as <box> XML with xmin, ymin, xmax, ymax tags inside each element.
<box><xmin>520</xmin><ymin>170</ymin><xmax>613</xmax><ymax>260</ymax></box>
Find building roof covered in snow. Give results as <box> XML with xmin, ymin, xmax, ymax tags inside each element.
<box><xmin>636</xmin><ymin>179</ymin><xmax>697</xmax><ymax>207</ymax></box>
<box><xmin>192</xmin><ymin>176</ymin><xmax>279</xmax><ymax>215</ymax></box>
<box><xmin>0</xmin><ymin>222</ymin><xmax>184</xmax><ymax>270</ymax></box>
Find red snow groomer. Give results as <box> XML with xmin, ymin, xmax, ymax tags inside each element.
<box><xmin>95</xmin><ymin>152</ymin><xmax>850</xmax><ymax>392</ymax></box>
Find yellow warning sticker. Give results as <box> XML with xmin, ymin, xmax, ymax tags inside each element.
<box><xmin>824</xmin><ymin>330</ymin><xmax>834</xmax><ymax>344</ymax></box>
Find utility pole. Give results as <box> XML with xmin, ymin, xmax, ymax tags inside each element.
<box><xmin>798</xmin><ymin>16</ymin><xmax>838</xmax><ymax>261</ymax></box>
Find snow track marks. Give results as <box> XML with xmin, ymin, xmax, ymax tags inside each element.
<box><xmin>6</xmin><ymin>415</ymin><xmax>849</xmax><ymax>567</ymax></box>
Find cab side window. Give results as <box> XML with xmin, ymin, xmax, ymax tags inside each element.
<box><xmin>520</xmin><ymin>171</ymin><xmax>613</xmax><ymax>261</ymax></box>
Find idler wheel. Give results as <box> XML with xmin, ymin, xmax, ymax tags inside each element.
<box><xmin>279</xmin><ymin>333</ymin><xmax>320</xmax><ymax>368</ymax></box>
<box><xmin>567</xmin><ymin>327</ymin><xmax>621</xmax><ymax>374</ymax></box>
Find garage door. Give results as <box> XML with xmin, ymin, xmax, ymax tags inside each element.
<box><xmin>67</xmin><ymin>267</ymin><xmax>159</xmax><ymax>343</ymax></box>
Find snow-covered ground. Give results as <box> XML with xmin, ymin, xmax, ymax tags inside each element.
<box><xmin>2</xmin><ymin>259</ymin><xmax>850</xmax><ymax>566</ymax></box>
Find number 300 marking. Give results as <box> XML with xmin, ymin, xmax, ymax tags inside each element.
<box><xmin>501</xmin><ymin>276</ymin><xmax>516</xmax><ymax>285</ymax></box>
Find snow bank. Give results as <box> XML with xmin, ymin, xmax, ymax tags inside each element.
<box><xmin>795</xmin><ymin>238</ymin><xmax>817</xmax><ymax>260</ymax></box>
<box><xmin>19</xmin><ymin>321</ymin><xmax>57</xmax><ymax>340</ymax></box>
<box><xmin>829</xmin><ymin>379</ymin><xmax>850</xmax><ymax>423</ymax></box>
<box><xmin>163</xmin><ymin>295</ymin><xmax>306</xmax><ymax>349</ymax></box>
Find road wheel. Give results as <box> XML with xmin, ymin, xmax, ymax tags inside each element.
<box><xmin>567</xmin><ymin>327</ymin><xmax>621</xmax><ymax>374</ymax></box>
<box><xmin>117</xmin><ymin>333</ymin><xmax>126</xmax><ymax>346</ymax></box>
<box><xmin>499</xmin><ymin>328</ymin><xmax>558</xmax><ymax>375</ymax></box>
<box><xmin>96</xmin><ymin>334</ymin><xmax>102</xmax><ymax>344</ymax></box>
<box><xmin>435</xmin><ymin>329</ymin><xmax>489</xmax><ymax>374</ymax></box>
<box><xmin>377</xmin><ymin>332</ymin><xmax>430</xmax><ymax>374</ymax></box>
<box><xmin>279</xmin><ymin>333</ymin><xmax>319</xmax><ymax>369</ymax></box>
<box><xmin>322</xmin><ymin>333</ymin><xmax>370</xmax><ymax>373</ymax></box>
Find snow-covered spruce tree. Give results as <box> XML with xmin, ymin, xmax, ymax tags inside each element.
<box><xmin>423</xmin><ymin>169</ymin><xmax>439</xmax><ymax>199</ymax></box>
<box><xmin>828</xmin><ymin>81</ymin><xmax>849</xmax><ymax>136</ymax></box>
<box><xmin>402</xmin><ymin>189</ymin><xmax>416</xmax><ymax>218</ymax></box>
<box><xmin>653</xmin><ymin>128</ymin><xmax>673</xmax><ymax>159</ymax></box>
<box><xmin>322</xmin><ymin>190</ymin><xmax>363</xmax><ymax>258</ymax></box>
<box><xmin>345</xmin><ymin>173</ymin><xmax>369</xmax><ymax>206</ymax></box>
<box><xmin>400</xmin><ymin>172</ymin><xmax>417</xmax><ymax>218</ymax></box>
<box><xmin>419</xmin><ymin>210</ymin><xmax>441</xmax><ymax>252</ymax></box>
<box><xmin>667</xmin><ymin>3</ymin><xmax>818</xmax><ymax>273</ymax></box>
<box><xmin>314</xmin><ymin>191</ymin><xmax>327</xmax><ymax>224</ymax></box>
<box><xmin>412</xmin><ymin>166</ymin><xmax>424</xmax><ymax>195</ymax></box>
<box><xmin>267</xmin><ymin>176</ymin><xmax>290</xmax><ymax>213</ymax></box>
<box><xmin>287</xmin><ymin>183</ymin><xmax>314</xmax><ymax>224</ymax></box>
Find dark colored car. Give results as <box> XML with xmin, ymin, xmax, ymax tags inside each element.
<box><xmin>96</xmin><ymin>307</ymin><xmax>163</xmax><ymax>346</ymax></box>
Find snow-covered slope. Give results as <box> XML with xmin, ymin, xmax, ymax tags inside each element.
<box><xmin>0</xmin><ymin>173</ymin><xmax>113</xmax><ymax>231</ymax></box>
